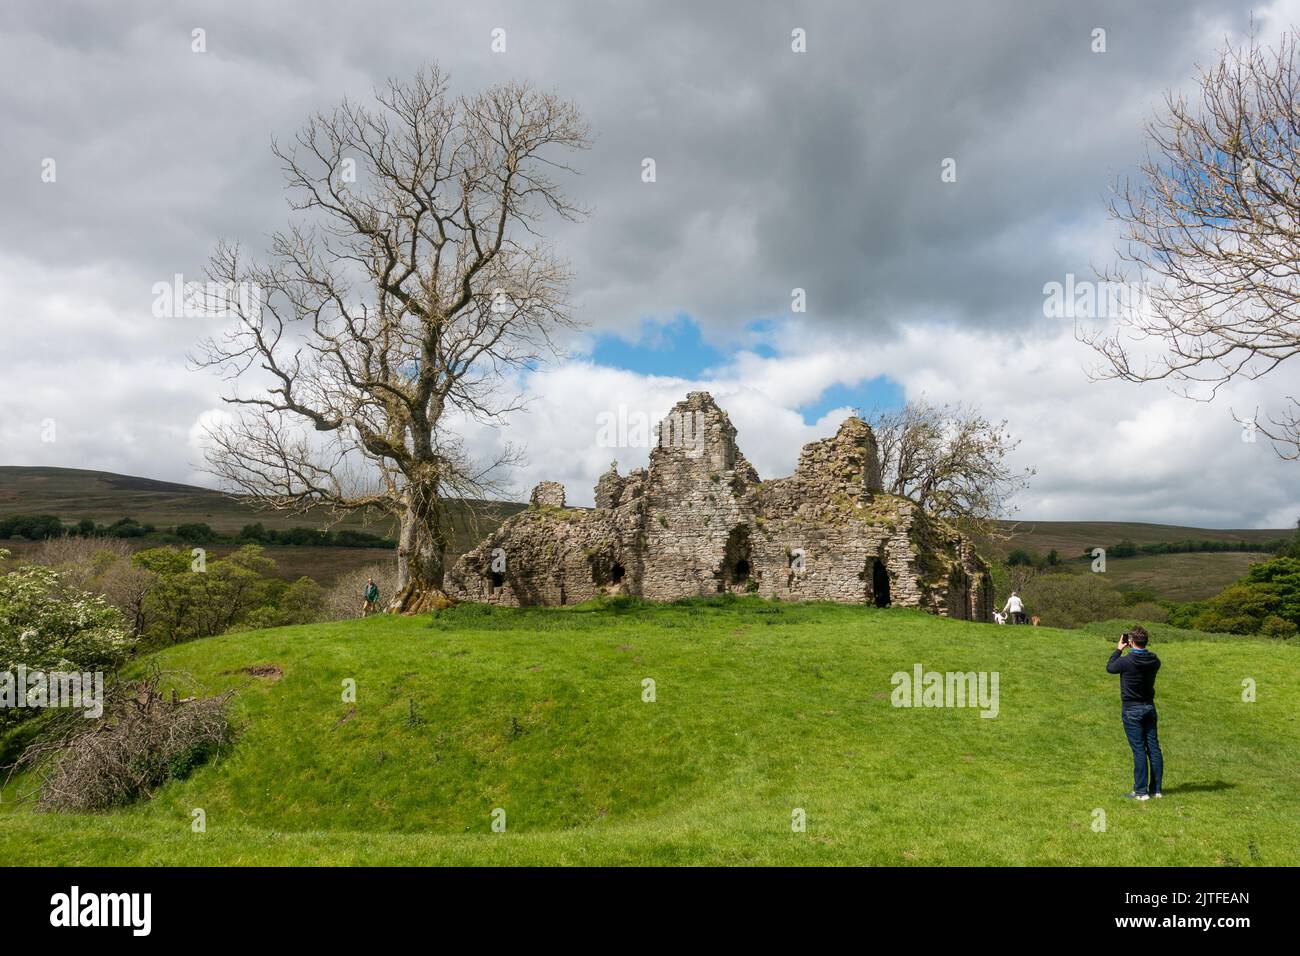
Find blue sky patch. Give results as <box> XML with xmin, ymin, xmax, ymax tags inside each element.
<box><xmin>798</xmin><ymin>378</ymin><xmax>906</xmax><ymax>425</ymax></box>
<box><xmin>589</xmin><ymin>314</ymin><xmax>725</xmax><ymax>378</ymax></box>
<box><xmin>588</xmin><ymin>314</ymin><xmax>906</xmax><ymax>424</ymax></box>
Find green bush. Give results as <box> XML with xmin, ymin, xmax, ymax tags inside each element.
<box><xmin>235</xmin><ymin>522</ymin><xmax>394</xmax><ymax>549</ymax></box>
<box><xmin>1163</xmin><ymin>600</ymin><xmax>1206</xmax><ymax>630</ymax></box>
<box><xmin>1020</xmin><ymin>572</ymin><xmax>1125</xmax><ymax>628</ymax></box>
<box><xmin>105</xmin><ymin>517</ymin><xmax>153</xmax><ymax>538</ymax></box>
<box><xmin>1109</xmin><ymin>539</ymin><xmax>1139</xmax><ymax>558</ymax></box>
<box><xmin>174</xmin><ymin>522</ymin><xmax>219</xmax><ymax>544</ymax></box>
<box><xmin>235</xmin><ymin>578</ymin><xmax>325</xmax><ymax>631</ymax></box>
<box><xmin>1193</xmin><ymin>583</ymin><xmax>1282</xmax><ymax>635</ymax></box>
<box><xmin>1243</xmin><ymin>558</ymin><xmax>1300</xmax><ymax>624</ymax></box>
<box><xmin>0</xmin><ymin>514</ymin><xmax>65</xmax><ymax>540</ymax></box>
<box><xmin>1259</xmin><ymin>615</ymin><xmax>1298</xmax><ymax>639</ymax></box>
<box><xmin>134</xmin><ymin>545</ymin><xmax>279</xmax><ymax>646</ymax></box>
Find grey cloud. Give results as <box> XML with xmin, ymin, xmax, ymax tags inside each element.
<box><xmin>2</xmin><ymin>0</ymin><xmax>1294</xmax><ymax>528</ymax></box>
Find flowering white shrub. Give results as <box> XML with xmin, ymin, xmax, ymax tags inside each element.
<box><xmin>0</xmin><ymin>550</ymin><xmax>134</xmax><ymax>725</ymax></box>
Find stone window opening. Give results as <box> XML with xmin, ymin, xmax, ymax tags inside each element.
<box><xmin>592</xmin><ymin>560</ymin><xmax>628</xmax><ymax>588</ymax></box>
<box><xmin>488</xmin><ymin>570</ymin><xmax>505</xmax><ymax>592</ymax></box>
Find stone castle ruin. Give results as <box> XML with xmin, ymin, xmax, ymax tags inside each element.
<box><xmin>447</xmin><ymin>392</ymin><xmax>993</xmax><ymax>620</ymax></box>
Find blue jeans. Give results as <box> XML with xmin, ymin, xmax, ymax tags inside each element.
<box><xmin>1121</xmin><ymin>703</ymin><xmax>1163</xmax><ymax>795</ymax></box>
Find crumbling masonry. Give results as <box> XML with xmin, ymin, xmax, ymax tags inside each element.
<box><xmin>447</xmin><ymin>392</ymin><xmax>994</xmax><ymax>620</ymax></box>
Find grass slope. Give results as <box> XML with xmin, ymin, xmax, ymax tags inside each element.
<box><xmin>2</xmin><ymin>599</ymin><xmax>1296</xmax><ymax>866</ymax></box>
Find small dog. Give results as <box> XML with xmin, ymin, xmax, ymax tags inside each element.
<box><xmin>993</xmin><ymin>611</ymin><xmax>1007</xmax><ymax>625</ymax></box>
<box><xmin>1031</xmin><ymin>616</ymin><xmax>1041</xmax><ymax>626</ymax></box>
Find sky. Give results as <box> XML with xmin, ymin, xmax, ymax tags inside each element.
<box><xmin>2</xmin><ymin>0</ymin><xmax>1299</xmax><ymax>527</ymax></box>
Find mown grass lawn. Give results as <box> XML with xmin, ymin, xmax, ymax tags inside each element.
<box><xmin>2</xmin><ymin>597</ymin><xmax>1296</xmax><ymax>865</ymax></box>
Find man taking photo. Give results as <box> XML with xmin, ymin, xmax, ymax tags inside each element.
<box><xmin>1106</xmin><ymin>625</ymin><xmax>1164</xmax><ymax>800</ymax></box>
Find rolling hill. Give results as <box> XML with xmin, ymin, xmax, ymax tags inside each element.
<box><xmin>0</xmin><ymin>466</ymin><xmax>526</xmax><ymax>583</ymax></box>
<box><xmin>0</xmin><ymin>599</ymin><xmax>1295</xmax><ymax>865</ymax></box>
<box><xmin>0</xmin><ymin>466</ymin><xmax>1289</xmax><ymax>597</ymax></box>
<box><xmin>986</xmin><ymin>519</ymin><xmax>1291</xmax><ymax>559</ymax></box>
<box><xmin>0</xmin><ymin>466</ymin><xmax>524</xmax><ymax>540</ymax></box>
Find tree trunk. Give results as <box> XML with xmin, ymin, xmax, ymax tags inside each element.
<box><xmin>391</xmin><ymin>487</ymin><xmax>455</xmax><ymax>614</ymax></box>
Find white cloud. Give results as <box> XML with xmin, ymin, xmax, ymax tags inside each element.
<box><xmin>476</xmin><ymin>321</ymin><xmax>1300</xmax><ymax>528</ymax></box>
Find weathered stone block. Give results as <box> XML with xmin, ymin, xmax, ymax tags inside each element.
<box><xmin>529</xmin><ymin>481</ymin><xmax>566</xmax><ymax>509</ymax></box>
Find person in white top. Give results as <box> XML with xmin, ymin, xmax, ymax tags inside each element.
<box><xmin>1002</xmin><ymin>592</ymin><xmax>1027</xmax><ymax>625</ymax></box>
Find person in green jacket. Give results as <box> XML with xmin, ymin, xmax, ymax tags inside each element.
<box><xmin>362</xmin><ymin>578</ymin><xmax>380</xmax><ymax>617</ymax></box>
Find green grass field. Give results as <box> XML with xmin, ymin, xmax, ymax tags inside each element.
<box><xmin>2</xmin><ymin>598</ymin><xmax>1296</xmax><ymax>866</ymax></box>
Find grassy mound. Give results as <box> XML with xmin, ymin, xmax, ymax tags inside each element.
<box><xmin>2</xmin><ymin>597</ymin><xmax>1296</xmax><ymax>865</ymax></box>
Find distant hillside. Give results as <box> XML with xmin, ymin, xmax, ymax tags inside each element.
<box><xmin>0</xmin><ymin>466</ymin><xmax>525</xmax><ymax>545</ymax></box>
<box><xmin>6</xmin><ymin>468</ymin><xmax>1285</xmax><ymax>547</ymax></box>
<box><xmin>989</xmin><ymin>519</ymin><xmax>1292</xmax><ymax>558</ymax></box>
<box><xmin>983</xmin><ymin>520</ymin><xmax>1293</xmax><ymax>602</ymax></box>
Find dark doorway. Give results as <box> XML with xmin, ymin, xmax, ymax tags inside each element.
<box><xmin>872</xmin><ymin>560</ymin><xmax>891</xmax><ymax>608</ymax></box>
<box><xmin>716</xmin><ymin>526</ymin><xmax>753</xmax><ymax>592</ymax></box>
<box><xmin>732</xmin><ymin>558</ymin><xmax>750</xmax><ymax>585</ymax></box>
<box><xmin>489</xmin><ymin>570</ymin><xmax>505</xmax><ymax>590</ymax></box>
<box><xmin>948</xmin><ymin>567</ymin><xmax>971</xmax><ymax>620</ymax></box>
<box><xmin>611</xmin><ymin>563</ymin><xmax>626</xmax><ymax>584</ymax></box>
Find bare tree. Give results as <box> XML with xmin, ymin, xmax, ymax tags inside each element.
<box><xmin>194</xmin><ymin>66</ymin><xmax>590</xmax><ymax>611</ymax></box>
<box><xmin>864</xmin><ymin>399</ymin><xmax>1034</xmax><ymax>537</ymax></box>
<box><xmin>1083</xmin><ymin>27</ymin><xmax>1300</xmax><ymax>458</ymax></box>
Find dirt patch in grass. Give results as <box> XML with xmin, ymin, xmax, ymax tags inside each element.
<box><xmin>225</xmin><ymin>664</ymin><xmax>284</xmax><ymax>681</ymax></box>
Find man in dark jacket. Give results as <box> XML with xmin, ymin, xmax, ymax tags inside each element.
<box><xmin>1106</xmin><ymin>625</ymin><xmax>1163</xmax><ymax>800</ymax></box>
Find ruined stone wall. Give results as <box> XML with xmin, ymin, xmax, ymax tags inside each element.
<box><xmin>446</xmin><ymin>391</ymin><xmax>993</xmax><ymax>622</ymax></box>
<box><xmin>446</xmin><ymin>498</ymin><xmax>646</xmax><ymax>607</ymax></box>
<box><xmin>529</xmin><ymin>481</ymin><xmax>566</xmax><ymax>509</ymax></box>
<box><xmin>742</xmin><ymin>491</ymin><xmax>928</xmax><ymax>607</ymax></box>
<box><xmin>638</xmin><ymin>392</ymin><xmax>761</xmax><ymax>601</ymax></box>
